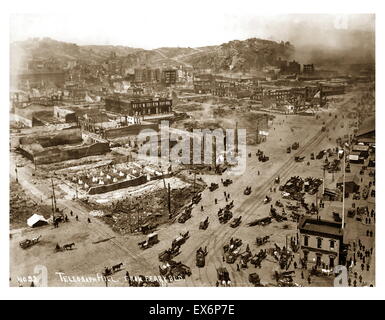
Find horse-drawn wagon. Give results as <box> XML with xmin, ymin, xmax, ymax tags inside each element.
<box><xmin>19</xmin><ymin>235</ymin><xmax>41</xmax><ymax>249</ymax></box>
<box><xmin>199</xmin><ymin>217</ymin><xmax>209</xmax><ymax>230</ymax></box>
<box><xmin>196</xmin><ymin>247</ymin><xmax>208</xmax><ymax>268</ymax></box>
<box><xmin>230</xmin><ymin>216</ymin><xmax>242</xmax><ymax>228</ymax></box>
<box><xmin>138</xmin><ymin>233</ymin><xmax>159</xmax><ymax>250</ymax></box>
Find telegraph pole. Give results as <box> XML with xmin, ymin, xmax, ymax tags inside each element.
<box><xmin>342</xmin><ymin>151</ymin><xmax>346</xmax><ymax>230</ymax></box>
<box><xmin>342</xmin><ymin>136</ymin><xmax>350</xmax><ymax>230</ymax></box>
<box><xmin>167</xmin><ymin>183</ymin><xmax>171</xmax><ymax>218</ymax></box>
<box><xmin>51</xmin><ymin>178</ymin><xmax>56</xmax><ymax>221</ymax></box>
<box><xmin>256</xmin><ymin>120</ymin><xmax>259</xmax><ymax>145</ymax></box>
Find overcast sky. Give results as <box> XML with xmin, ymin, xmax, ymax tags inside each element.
<box><xmin>9</xmin><ymin>2</ymin><xmax>375</xmax><ymax>49</ymax></box>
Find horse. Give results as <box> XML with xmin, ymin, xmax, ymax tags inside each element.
<box><xmin>63</xmin><ymin>243</ymin><xmax>75</xmax><ymax>250</ymax></box>
<box><xmin>112</xmin><ymin>263</ymin><xmax>123</xmax><ymax>272</ymax></box>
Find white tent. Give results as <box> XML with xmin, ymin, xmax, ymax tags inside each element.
<box><xmin>27</xmin><ymin>214</ymin><xmax>48</xmax><ymax>228</ymax></box>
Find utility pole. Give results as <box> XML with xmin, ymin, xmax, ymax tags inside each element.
<box><xmin>322</xmin><ymin>166</ymin><xmax>326</xmax><ymax>195</ymax></box>
<box><xmin>51</xmin><ymin>178</ymin><xmax>56</xmax><ymax>221</ymax></box>
<box><xmin>235</xmin><ymin>121</ymin><xmax>238</xmax><ymax>155</ymax></box>
<box><xmin>342</xmin><ymin>151</ymin><xmax>346</xmax><ymax>230</ymax></box>
<box><xmin>342</xmin><ymin>136</ymin><xmax>350</xmax><ymax>231</ymax></box>
<box><xmin>167</xmin><ymin>183</ymin><xmax>171</xmax><ymax>218</ymax></box>
<box><xmin>256</xmin><ymin>120</ymin><xmax>259</xmax><ymax>145</ymax></box>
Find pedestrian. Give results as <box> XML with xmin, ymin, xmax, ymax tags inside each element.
<box><xmin>361</xmin><ymin>263</ymin><xmax>365</xmax><ymax>271</ymax></box>
<box><xmin>367</xmin><ymin>264</ymin><xmax>370</xmax><ymax>272</ymax></box>
<box><xmin>70</xmin><ymin>210</ymin><xmax>73</xmax><ymax>216</ymax></box>
<box><xmin>258</xmin><ymin>171</ymin><xmax>260</xmax><ymax>176</ymax></box>
<box><xmin>223</xmin><ymin>256</ymin><xmax>225</xmax><ymax>262</ymax></box>
<box><xmin>216</xmin><ymin>281</ymin><xmax>219</xmax><ymax>287</ymax></box>
<box><xmin>359</xmin><ymin>275</ymin><xmax>363</xmax><ymax>283</ymax></box>
<box><xmin>301</xmin><ymin>271</ymin><xmax>304</xmax><ymax>279</ymax></box>
<box><xmin>237</xmin><ymin>264</ymin><xmax>240</xmax><ymax>272</ymax></box>
<box><xmin>76</xmin><ymin>215</ymin><xmax>79</xmax><ymax>221</ymax></box>
<box><xmin>88</xmin><ymin>218</ymin><xmax>91</xmax><ymax>223</ymax></box>
<box><xmin>215</xmin><ymin>198</ymin><xmax>217</xmax><ymax>205</ymax></box>
<box><xmin>348</xmin><ymin>278</ymin><xmax>352</xmax><ymax>286</ymax></box>
<box><xmin>307</xmin><ymin>276</ymin><xmax>311</xmax><ymax>285</ymax></box>
<box><xmin>201</xmin><ymin>205</ymin><xmax>204</xmax><ymax>212</ymax></box>
<box><xmin>353</xmin><ymin>280</ymin><xmax>357</xmax><ymax>287</ymax></box>
<box><xmin>126</xmin><ymin>271</ymin><xmax>130</xmax><ymax>285</ymax></box>
<box><xmin>294</xmin><ymin>261</ymin><xmax>297</xmax><ymax>269</ymax></box>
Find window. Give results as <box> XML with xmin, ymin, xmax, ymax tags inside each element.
<box><xmin>317</xmin><ymin>238</ymin><xmax>323</xmax><ymax>249</ymax></box>
<box><xmin>303</xmin><ymin>251</ymin><xmax>308</xmax><ymax>262</ymax></box>
<box><xmin>330</xmin><ymin>240</ymin><xmax>335</xmax><ymax>249</ymax></box>
<box><xmin>329</xmin><ymin>256</ymin><xmax>335</xmax><ymax>268</ymax></box>
<box><xmin>316</xmin><ymin>254</ymin><xmax>322</xmax><ymax>266</ymax></box>
<box><xmin>303</xmin><ymin>235</ymin><xmax>309</xmax><ymax>247</ymax></box>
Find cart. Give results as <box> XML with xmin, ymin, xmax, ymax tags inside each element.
<box><xmin>19</xmin><ymin>235</ymin><xmax>41</xmax><ymax>249</ymax></box>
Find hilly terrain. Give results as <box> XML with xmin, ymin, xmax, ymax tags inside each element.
<box><xmin>10</xmin><ymin>37</ymin><xmax>294</xmax><ymax>72</ymax></box>
<box><xmin>10</xmin><ymin>32</ymin><xmax>374</xmax><ymax>73</ymax></box>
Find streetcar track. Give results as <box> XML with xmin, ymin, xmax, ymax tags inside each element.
<box><xmin>183</xmin><ymin>118</ymin><xmax>338</xmax><ymax>286</ymax></box>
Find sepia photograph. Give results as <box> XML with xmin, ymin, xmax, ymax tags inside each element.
<box><xmin>3</xmin><ymin>0</ymin><xmax>381</xmax><ymax>302</ymax></box>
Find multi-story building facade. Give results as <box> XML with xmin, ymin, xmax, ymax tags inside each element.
<box><xmin>193</xmin><ymin>80</ymin><xmax>212</xmax><ymax>94</ymax></box>
<box><xmin>298</xmin><ymin>217</ymin><xmax>344</xmax><ymax>270</ymax></box>
<box><xmin>303</xmin><ymin>64</ymin><xmax>315</xmax><ymax>74</ymax></box>
<box><xmin>162</xmin><ymin>69</ymin><xmax>177</xmax><ymax>86</ymax></box>
<box><xmin>105</xmin><ymin>96</ymin><xmax>172</xmax><ymax>116</ymax></box>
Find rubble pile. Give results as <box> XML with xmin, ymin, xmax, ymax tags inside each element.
<box><xmin>10</xmin><ymin>182</ymin><xmax>51</xmax><ymax>229</ymax></box>
<box><xmin>87</xmin><ymin>184</ymin><xmax>205</xmax><ymax>235</ymax></box>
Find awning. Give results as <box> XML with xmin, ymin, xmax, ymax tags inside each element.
<box><xmin>348</xmin><ymin>155</ymin><xmax>359</xmax><ymax>161</ymax></box>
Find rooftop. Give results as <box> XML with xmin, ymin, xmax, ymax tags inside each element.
<box><xmin>337</xmin><ymin>173</ymin><xmax>360</xmax><ymax>185</ymax></box>
<box><xmin>299</xmin><ymin>217</ymin><xmax>343</xmax><ymax>237</ymax></box>
<box><xmin>357</xmin><ymin>116</ymin><xmax>375</xmax><ymax>137</ymax></box>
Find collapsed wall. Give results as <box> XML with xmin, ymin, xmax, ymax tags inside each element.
<box><xmin>32</xmin><ymin>142</ymin><xmax>110</xmax><ymax>165</ymax></box>
<box><xmin>19</xmin><ymin>128</ymin><xmax>83</xmax><ymax>147</ymax></box>
<box><xmin>105</xmin><ymin>123</ymin><xmax>159</xmax><ymax>139</ymax></box>
<box><xmin>88</xmin><ymin>174</ymin><xmax>148</xmax><ymax>194</ymax></box>
<box><xmin>18</xmin><ymin>128</ymin><xmax>110</xmax><ymax>164</ymax></box>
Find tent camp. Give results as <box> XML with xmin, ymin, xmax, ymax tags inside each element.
<box><xmin>27</xmin><ymin>214</ymin><xmax>49</xmax><ymax>228</ymax></box>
